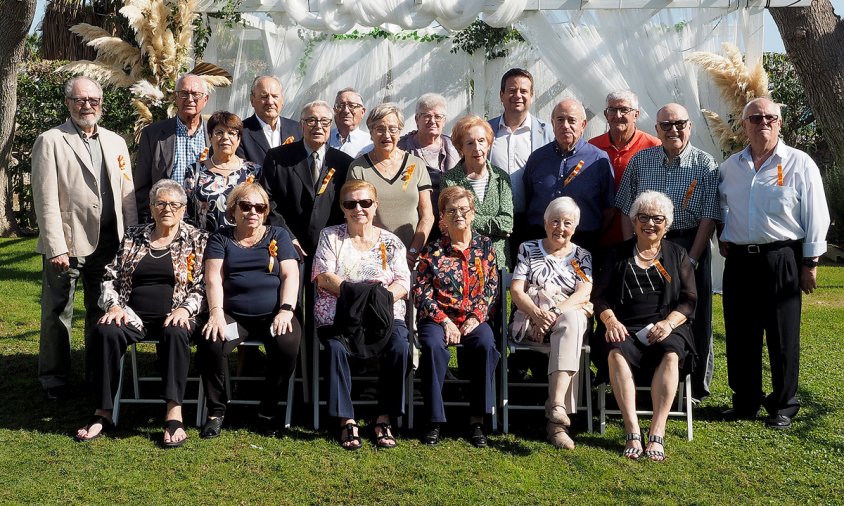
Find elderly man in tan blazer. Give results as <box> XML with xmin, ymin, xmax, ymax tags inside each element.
<box><xmin>32</xmin><ymin>76</ymin><xmax>137</xmax><ymax>399</ymax></box>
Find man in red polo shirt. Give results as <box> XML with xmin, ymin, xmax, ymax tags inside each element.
<box><xmin>589</xmin><ymin>90</ymin><xmax>660</xmax><ymax>246</ymax></box>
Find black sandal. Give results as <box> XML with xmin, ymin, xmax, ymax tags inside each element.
<box><xmin>162</xmin><ymin>419</ymin><xmax>187</xmax><ymax>448</ymax></box>
<box><xmin>645</xmin><ymin>434</ymin><xmax>666</xmax><ymax>461</ymax></box>
<box><xmin>75</xmin><ymin>414</ymin><xmax>113</xmax><ymax>442</ymax></box>
<box><xmin>622</xmin><ymin>432</ymin><xmax>643</xmax><ymax>460</ymax></box>
<box><xmin>373</xmin><ymin>421</ymin><xmax>397</xmax><ymax>449</ymax></box>
<box><xmin>200</xmin><ymin>416</ymin><xmax>224</xmax><ymax>439</ymax></box>
<box><xmin>339</xmin><ymin>422</ymin><xmax>362</xmax><ymax>451</ymax></box>
<box><xmin>468</xmin><ymin>422</ymin><xmax>488</xmax><ymax>448</ymax></box>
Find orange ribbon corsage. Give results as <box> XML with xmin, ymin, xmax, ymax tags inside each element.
<box><xmin>198</xmin><ymin>147</ymin><xmax>209</xmax><ymax>162</ymax></box>
<box><xmin>777</xmin><ymin>164</ymin><xmax>784</xmax><ymax>186</ymax></box>
<box><xmin>475</xmin><ymin>257</ymin><xmax>484</xmax><ymax>286</ymax></box>
<box><xmin>380</xmin><ymin>242</ymin><xmax>387</xmax><ymax>270</ymax></box>
<box><xmin>570</xmin><ymin>259</ymin><xmax>591</xmax><ymax>284</ymax></box>
<box><xmin>186</xmin><ymin>252</ymin><xmax>196</xmax><ymax>282</ymax></box>
<box><xmin>118</xmin><ymin>154</ymin><xmax>131</xmax><ymax>181</ymax></box>
<box><xmin>246</xmin><ymin>174</ymin><xmax>255</xmax><ymax>184</ymax></box>
<box><xmin>268</xmin><ymin>239</ymin><xmax>278</xmax><ymax>272</ymax></box>
<box><xmin>682</xmin><ymin>180</ymin><xmax>698</xmax><ymax>210</ymax></box>
<box><xmin>401</xmin><ymin>164</ymin><xmax>417</xmax><ymax>192</ymax></box>
<box><xmin>317</xmin><ymin>168</ymin><xmax>335</xmax><ymax>196</ymax></box>
<box><xmin>283</xmin><ymin>136</ymin><xmax>295</xmax><ymax>145</ymax></box>
<box><xmin>563</xmin><ymin>160</ymin><xmax>585</xmax><ymax>187</ymax></box>
<box><xmin>653</xmin><ymin>259</ymin><xmax>672</xmax><ymax>284</ymax></box>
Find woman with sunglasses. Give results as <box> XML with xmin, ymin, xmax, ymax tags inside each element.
<box><xmin>183</xmin><ymin>111</ymin><xmax>261</xmax><ymax>232</ymax></box>
<box><xmin>75</xmin><ymin>179</ymin><xmax>207</xmax><ymax>447</ymax></box>
<box><xmin>592</xmin><ymin>190</ymin><xmax>697</xmax><ymax>462</ymax></box>
<box><xmin>347</xmin><ymin>103</ymin><xmax>434</xmax><ymax>267</ymax></box>
<box><xmin>311</xmin><ymin>179</ymin><xmax>411</xmax><ymax>450</ymax></box>
<box><xmin>198</xmin><ymin>182</ymin><xmax>301</xmax><ymax>438</ymax></box>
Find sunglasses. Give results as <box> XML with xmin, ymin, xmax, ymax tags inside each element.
<box><xmin>658</xmin><ymin>120</ymin><xmax>689</xmax><ymax>131</ymax></box>
<box><xmin>237</xmin><ymin>201</ymin><xmax>268</xmax><ymax>213</ymax></box>
<box><xmin>636</xmin><ymin>213</ymin><xmax>666</xmax><ymax>225</ymax></box>
<box><xmin>342</xmin><ymin>199</ymin><xmax>375</xmax><ymax>210</ymax></box>
<box><xmin>745</xmin><ymin>114</ymin><xmax>779</xmax><ymax>125</ymax></box>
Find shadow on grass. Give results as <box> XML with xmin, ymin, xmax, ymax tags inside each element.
<box><xmin>0</xmin><ymin>265</ymin><xmax>43</xmax><ymax>284</ymax></box>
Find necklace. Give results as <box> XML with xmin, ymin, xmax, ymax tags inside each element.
<box><xmin>148</xmin><ymin>246</ymin><xmax>170</xmax><ymax>259</ymax></box>
<box><xmin>236</xmin><ymin>225</ymin><xmax>265</xmax><ymax>247</ymax></box>
<box><xmin>635</xmin><ymin>243</ymin><xmax>661</xmax><ymax>262</ymax></box>
<box><xmin>210</xmin><ymin>155</ymin><xmax>238</xmax><ymax>172</ymax></box>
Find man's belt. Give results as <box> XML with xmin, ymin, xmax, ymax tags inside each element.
<box><xmin>729</xmin><ymin>240</ymin><xmax>799</xmax><ymax>255</ymax></box>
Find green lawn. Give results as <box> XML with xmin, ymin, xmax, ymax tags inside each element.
<box><xmin>1</xmin><ymin>237</ymin><xmax>842</xmax><ymax>504</ymax></box>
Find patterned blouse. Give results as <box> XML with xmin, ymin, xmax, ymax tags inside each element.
<box><xmin>99</xmin><ymin>222</ymin><xmax>208</xmax><ymax>327</ymax></box>
<box><xmin>183</xmin><ymin>160</ymin><xmax>262</xmax><ymax>232</ymax></box>
<box><xmin>441</xmin><ymin>161</ymin><xmax>514</xmax><ymax>268</ymax></box>
<box><xmin>512</xmin><ymin>239</ymin><xmax>592</xmax><ymax>295</ymax></box>
<box><xmin>413</xmin><ymin>232</ymin><xmax>499</xmax><ymax>326</ymax></box>
<box><xmin>311</xmin><ymin>224</ymin><xmax>411</xmax><ymax>328</ymax></box>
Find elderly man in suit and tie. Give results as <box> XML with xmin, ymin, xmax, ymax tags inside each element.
<box><xmin>32</xmin><ymin>76</ymin><xmax>137</xmax><ymax>399</ymax></box>
<box><xmin>236</xmin><ymin>76</ymin><xmax>303</xmax><ymax>165</ymax></box>
<box><xmin>134</xmin><ymin>73</ymin><xmax>209</xmax><ymax>222</ymax></box>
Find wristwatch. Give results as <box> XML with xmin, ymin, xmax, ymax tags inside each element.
<box><xmin>279</xmin><ymin>303</ymin><xmax>294</xmax><ymax>312</ymax></box>
<box><xmin>409</xmin><ymin>247</ymin><xmax>419</xmax><ymax>255</ymax></box>
<box><xmin>802</xmin><ymin>257</ymin><xmax>819</xmax><ymax>268</ymax></box>
<box><xmin>689</xmin><ymin>257</ymin><xmax>699</xmax><ymax>269</ymax></box>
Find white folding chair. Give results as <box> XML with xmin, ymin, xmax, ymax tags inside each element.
<box><xmin>598</xmin><ymin>372</ymin><xmax>694</xmax><ymax>440</ymax></box>
<box><xmin>498</xmin><ymin>271</ymin><xmax>593</xmax><ymax>434</ymax></box>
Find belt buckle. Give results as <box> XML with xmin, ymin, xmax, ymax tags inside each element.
<box><xmin>747</xmin><ymin>244</ymin><xmax>761</xmax><ymax>254</ymax></box>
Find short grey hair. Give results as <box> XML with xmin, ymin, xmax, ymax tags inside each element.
<box><xmin>334</xmin><ymin>87</ymin><xmax>363</xmax><ymax>105</ymax></box>
<box><xmin>366</xmin><ymin>102</ymin><xmax>405</xmax><ymax>131</ymax></box>
<box><xmin>300</xmin><ymin>100</ymin><xmax>332</xmax><ymax>120</ymax></box>
<box><xmin>175</xmin><ymin>74</ymin><xmax>210</xmax><ymax>95</ymax></box>
<box><xmin>250</xmin><ymin>75</ymin><xmax>282</xmax><ymax>95</ymax></box>
<box><xmin>742</xmin><ymin>97</ymin><xmax>782</xmax><ymax>119</ymax></box>
<box><xmin>64</xmin><ymin>76</ymin><xmax>103</xmax><ymax>99</ymax></box>
<box><xmin>544</xmin><ymin>196</ymin><xmax>580</xmax><ymax>227</ymax></box>
<box><xmin>150</xmin><ymin>179</ymin><xmax>187</xmax><ymax>206</ymax></box>
<box><xmin>416</xmin><ymin>93</ymin><xmax>447</xmax><ymax>115</ymax></box>
<box><xmin>606</xmin><ymin>90</ymin><xmax>639</xmax><ymax>110</ymax></box>
<box><xmin>629</xmin><ymin>190</ymin><xmax>674</xmax><ymax>230</ymax></box>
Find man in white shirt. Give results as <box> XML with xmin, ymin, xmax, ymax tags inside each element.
<box><xmin>329</xmin><ymin>87</ymin><xmax>373</xmax><ymax>158</ymax></box>
<box><xmin>237</xmin><ymin>75</ymin><xmax>302</xmax><ymax>165</ymax></box>
<box><xmin>718</xmin><ymin>97</ymin><xmax>830</xmax><ymax>430</ymax></box>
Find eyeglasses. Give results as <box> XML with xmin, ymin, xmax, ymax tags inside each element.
<box><xmin>303</xmin><ymin>117</ymin><xmax>332</xmax><ymax>127</ymax></box>
<box><xmin>175</xmin><ymin>91</ymin><xmax>206</xmax><ymax>101</ymax></box>
<box><xmin>635</xmin><ymin>213</ymin><xmax>666</xmax><ymax>224</ymax></box>
<box><xmin>745</xmin><ymin>114</ymin><xmax>779</xmax><ymax>125</ymax></box>
<box><xmin>658</xmin><ymin>120</ymin><xmax>689</xmax><ymax>131</ymax></box>
<box><xmin>419</xmin><ymin>113</ymin><xmax>445</xmax><ymax>123</ymax></box>
<box><xmin>373</xmin><ymin>126</ymin><xmax>401</xmax><ymax>136</ymax></box>
<box><xmin>212</xmin><ymin>129</ymin><xmax>240</xmax><ymax>139</ymax></box>
<box><xmin>237</xmin><ymin>201</ymin><xmax>268</xmax><ymax>213</ymax></box>
<box><xmin>68</xmin><ymin>97</ymin><xmax>102</xmax><ymax>107</ymax></box>
<box><xmin>605</xmin><ymin>107</ymin><xmax>635</xmax><ymax>116</ymax></box>
<box><xmin>342</xmin><ymin>199</ymin><xmax>375</xmax><ymax>210</ymax></box>
<box><xmin>334</xmin><ymin>102</ymin><xmax>363</xmax><ymax>112</ymax></box>
<box><xmin>444</xmin><ymin>206</ymin><xmax>472</xmax><ymax>217</ymax></box>
<box><xmin>153</xmin><ymin>201</ymin><xmax>185</xmax><ymax>211</ymax></box>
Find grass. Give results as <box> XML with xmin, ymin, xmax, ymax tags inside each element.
<box><xmin>1</xmin><ymin>237</ymin><xmax>843</xmax><ymax>504</ymax></box>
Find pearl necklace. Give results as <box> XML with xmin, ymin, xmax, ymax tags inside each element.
<box><xmin>635</xmin><ymin>243</ymin><xmax>661</xmax><ymax>262</ymax></box>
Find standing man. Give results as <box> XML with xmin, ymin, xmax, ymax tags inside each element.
<box><xmin>523</xmin><ymin>98</ymin><xmax>614</xmax><ymax>255</ymax></box>
<box><xmin>719</xmin><ymin>97</ymin><xmax>829</xmax><ymax>429</ymax></box>
<box><xmin>32</xmin><ymin>76</ymin><xmax>137</xmax><ymax>398</ymax></box>
<box><xmin>236</xmin><ymin>75</ymin><xmax>302</xmax><ymax>165</ymax></box>
<box><xmin>135</xmin><ymin>74</ymin><xmax>210</xmax><ymax>222</ymax></box>
<box><xmin>489</xmin><ymin>68</ymin><xmax>554</xmax><ymax>253</ymax></box>
<box><xmin>329</xmin><ymin>88</ymin><xmax>372</xmax><ymax>158</ymax></box>
<box><xmin>615</xmin><ymin>103</ymin><xmax>720</xmax><ymax>403</ymax></box>
<box><xmin>589</xmin><ymin>90</ymin><xmax>661</xmax><ymax>246</ymax></box>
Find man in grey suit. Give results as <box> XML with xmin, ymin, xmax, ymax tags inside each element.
<box><xmin>32</xmin><ymin>76</ymin><xmax>137</xmax><ymax>398</ymax></box>
<box><xmin>236</xmin><ymin>76</ymin><xmax>302</xmax><ymax>165</ymax></box>
<box><xmin>134</xmin><ymin>73</ymin><xmax>209</xmax><ymax>222</ymax></box>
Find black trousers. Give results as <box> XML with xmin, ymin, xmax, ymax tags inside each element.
<box><xmin>723</xmin><ymin>242</ymin><xmax>802</xmax><ymax>417</ymax></box>
<box><xmin>92</xmin><ymin>316</ymin><xmax>195</xmax><ymax>410</ymax></box>
<box><xmin>197</xmin><ymin>313</ymin><xmax>302</xmax><ymax>418</ymax></box>
<box><xmin>666</xmin><ymin>227</ymin><xmax>714</xmax><ymax>400</ymax></box>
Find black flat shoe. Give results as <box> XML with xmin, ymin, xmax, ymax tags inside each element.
<box><xmin>422</xmin><ymin>424</ymin><xmax>441</xmax><ymax>445</ymax></box>
<box><xmin>765</xmin><ymin>414</ymin><xmax>792</xmax><ymax>430</ymax></box>
<box><xmin>257</xmin><ymin>415</ymin><xmax>280</xmax><ymax>437</ymax></box>
<box><xmin>200</xmin><ymin>416</ymin><xmax>224</xmax><ymax>439</ymax></box>
<box><xmin>468</xmin><ymin>422</ymin><xmax>487</xmax><ymax>448</ymax></box>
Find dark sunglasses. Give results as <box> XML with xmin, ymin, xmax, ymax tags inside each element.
<box><xmin>745</xmin><ymin>114</ymin><xmax>779</xmax><ymax>125</ymax></box>
<box><xmin>658</xmin><ymin>120</ymin><xmax>689</xmax><ymax>131</ymax></box>
<box><xmin>342</xmin><ymin>199</ymin><xmax>375</xmax><ymax>210</ymax></box>
<box><xmin>237</xmin><ymin>201</ymin><xmax>268</xmax><ymax>213</ymax></box>
<box><xmin>636</xmin><ymin>213</ymin><xmax>666</xmax><ymax>225</ymax></box>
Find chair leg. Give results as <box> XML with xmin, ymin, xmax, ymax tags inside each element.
<box><xmin>297</xmin><ymin>337</ymin><xmax>309</xmax><ymax>403</ymax></box>
<box><xmin>112</xmin><ymin>353</ymin><xmax>125</xmax><ymax>427</ymax></box>
<box><xmin>685</xmin><ymin>374</ymin><xmax>693</xmax><ymax>441</ymax></box>
<box><xmin>406</xmin><ymin>369</ymin><xmax>414</xmax><ymax>430</ymax></box>
<box><xmin>598</xmin><ymin>384</ymin><xmax>606</xmax><ymax>435</ymax></box>
<box><xmin>130</xmin><ymin>343</ymin><xmax>140</xmax><ymax>399</ymax></box>
<box><xmin>584</xmin><ymin>351</ymin><xmax>593</xmax><ymax>434</ymax></box>
<box><xmin>312</xmin><ymin>334</ymin><xmax>320</xmax><ymax>430</ymax></box>
<box><xmin>501</xmin><ymin>344</ymin><xmax>509</xmax><ymax>435</ymax></box>
<box><xmin>196</xmin><ymin>376</ymin><xmax>205</xmax><ymax>428</ymax></box>
<box><xmin>284</xmin><ymin>370</ymin><xmax>295</xmax><ymax>429</ymax></box>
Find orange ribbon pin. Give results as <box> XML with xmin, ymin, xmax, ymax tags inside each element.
<box><xmin>682</xmin><ymin>180</ymin><xmax>698</xmax><ymax>210</ymax></box>
<box><xmin>653</xmin><ymin>259</ymin><xmax>672</xmax><ymax>284</ymax></box>
<box><xmin>475</xmin><ymin>257</ymin><xmax>484</xmax><ymax>286</ymax></box>
<box><xmin>268</xmin><ymin>239</ymin><xmax>278</xmax><ymax>272</ymax></box>
<box><xmin>283</xmin><ymin>136</ymin><xmax>294</xmax><ymax>145</ymax></box>
<box><xmin>118</xmin><ymin>154</ymin><xmax>131</xmax><ymax>181</ymax></box>
<box><xmin>246</xmin><ymin>174</ymin><xmax>255</xmax><ymax>184</ymax></box>
<box><xmin>777</xmin><ymin>164</ymin><xmax>784</xmax><ymax>186</ymax></box>
<box><xmin>401</xmin><ymin>164</ymin><xmax>417</xmax><ymax>192</ymax></box>
<box><xmin>186</xmin><ymin>252</ymin><xmax>196</xmax><ymax>282</ymax></box>
<box><xmin>317</xmin><ymin>168</ymin><xmax>335</xmax><ymax>196</ymax></box>
<box><xmin>570</xmin><ymin>259</ymin><xmax>591</xmax><ymax>284</ymax></box>
<box><xmin>563</xmin><ymin>160</ymin><xmax>585</xmax><ymax>187</ymax></box>
<box><xmin>198</xmin><ymin>147</ymin><xmax>209</xmax><ymax>162</ymax></box>
<box><xmin>380</xmin><ymin>243</ymin><xmax>387</xmax><ymax>270</ymax></box>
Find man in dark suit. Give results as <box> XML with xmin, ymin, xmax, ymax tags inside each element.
<box><xmin>134</xmin><ymin>74</ymin><xmax>210</xmax><ymax>222</ymax></box>
<box><xmin>236</xmin><ymin>76</ymin><xmax>303</xmax><ymax>165</ymax></box>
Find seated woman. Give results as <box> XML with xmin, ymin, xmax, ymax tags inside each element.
<box><xmin>509</xmin><ymin>197</ymin><xmax>592</xmax><ymax>450</ymax></box>
<box><xmin>183</xmin><ymin>111</ymin><xmax>261</xmax><ymax>232</ymax></box>
<box><xmin>199</xmin><ymin>182</ymin><xmax>302</xmax><ymax>438</ymax></box>
<box><xmin>441</xmin><ymin>115</ymin><xmax>513</xmax><ymax>269</ymax></box>
<box><xmin>414</xmin><ymin>186</ymin><xmax>500</xmax><ymax>448</ymax></box>
<box><xmin>75</xmin><ymin>179</ymin><xmax>208</xmax><ymax>447</ymax></box>
<box><xmin>312</xmin><ymin>179</ymin><xmax>411</xmax><ymax>450</ymax></box>
<box><xmin>592</xmin><ymin>190</ymin><xmax>696</xmax><ymax>461</ymax></box>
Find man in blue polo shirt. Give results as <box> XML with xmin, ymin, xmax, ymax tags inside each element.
<box><xmin>523</xmin><ymin>98</ymin><xmax>614</xmax><ymax>256</ymax></box>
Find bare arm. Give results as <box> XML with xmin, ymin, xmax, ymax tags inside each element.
<box><xmin>202</xmin><ymin>258</ymin><xmax>226</xmax><ymax>341</ymax></box>
<box><xmin>409</xmin><ymin>190</ymin><xmax>434</xmax><ymax>257</ymax></box>
<box><xmin>688</xmin><ymin>218</ymin><xmax>715</xmax><ymax>262</ymax></box>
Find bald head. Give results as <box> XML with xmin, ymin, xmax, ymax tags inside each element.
<box><xmin>552</xmin><ymin>99</ymin><xmax>588</xmax><ymax>152</ymax></box>
<box><xmin>655</xmin><ymin>103</ymin><xmax>691</xmax><ymax>158</ymax></box>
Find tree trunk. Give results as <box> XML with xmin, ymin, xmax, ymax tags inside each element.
<box><xmin>0</xmin><ymin>0</ymin><xmax>38</xmax><ymax>237</ymax></box>
<box><xmin>770</xmin><ymin>0</ymin><xmax>844</xmax><ymax>169</ymax></box>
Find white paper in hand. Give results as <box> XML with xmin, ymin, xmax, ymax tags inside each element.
<box><xmin>224</xmin><ymin>321</ymin><xmax>239</xmax><ymax>341</ymax></box>
<box><xmin>635</xmin><ymin>324</ymin><xmax>654</xmax><ymax>345</ymax></box>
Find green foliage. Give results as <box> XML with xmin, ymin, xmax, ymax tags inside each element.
<box><xmin>450</xmin><ymin>19</ymin><xmax>523</xmax><ymax>60</ymax></box>
<box><xmin>12</xmin><ymin>61</ymin><xmax>136</xmax><ymax>231</ymax></box>
<box><xmin>332</xmin><ymin>27</ymin><xmax>446</xmax><ymax>43</ymax></box>
<box><xmin>192</xmin><ymin>0</ymin><xmax>245</xmax><ymax>60</ymax></box>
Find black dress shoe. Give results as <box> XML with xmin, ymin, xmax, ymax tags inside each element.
<box><xmin>765</xmin><ymin>414</ymin><xmax>792</xmax><ymax>430</ymax></box>
<box><xmin>721</xmin><ymin>407</ymin><xmax>760</xmax><ymax>421</ymax></box>
<box><xmin>200</xmin><ymin>417</ymin><xmax>224</xmax><ymax>439</ymax></box>
<box><xmin>422</xmin><ymin>424</ymin><xmax>441</xmax><ymax>445</ymax></box>
<box><xmin>468</xmin><ymin>422</ymin><xmax>488</xmax><ymax>448</ymax></box>
<box><xmin>257</xmin><ymin>415</ymin><xmax>281</xmax><ymax>437</ymax></box>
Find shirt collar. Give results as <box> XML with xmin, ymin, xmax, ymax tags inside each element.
<box><xmin>304</xmin><ymin>142</ymin><xmax>327</xmax><ymax>160</ymax></box>
<box><xmin>71</xmin><ymin>119</ymin><xmax>99</xmax><ymax>140</ymax></box>
<box><xmin>554</xmin><ymin>136</ymin><xmax>586</xmax><ymax>157</ymax></box>
<box><xmin>255</xmin><ymin>114</ymin><xmax>277</xmax><ymax>132</ymax></box>
<box><xmin>176</xmin><ymin>116</ymin><xmax>204</xmax><ymax>137</ymax></box>
<box><xmin>738</xmin><ymin>139</ymin><xmax>788</xmax><ymax>169</ymax></box>
<box><xmin>500</xmin><ymin>112</ymin><xmax>532</xmax><ymax>133</ymax></box>
<box><xmin>662</xmin><ymin>141</ymin><xmax>692</xmax><ymax>165</ymax></box>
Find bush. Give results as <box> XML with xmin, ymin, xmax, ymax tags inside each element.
<box><xmin>823</xmin><ymin>164</ymin><xmax>844</xmax><ymax>244</ymax></box>
<box><xmin>13</xmin><ymin>60</ymin><xmax>136</xmax><ymax>230</ymax></box>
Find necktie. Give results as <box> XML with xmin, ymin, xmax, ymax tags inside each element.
<box><xmin>311</xmin><ymin>151</ymin><xmax>321</xmax><ymax>188</ymax></box>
